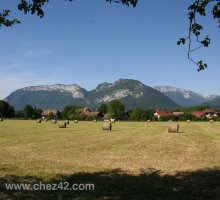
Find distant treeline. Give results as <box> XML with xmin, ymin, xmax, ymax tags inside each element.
<box><xmin>0</xmin><ymin>100</ymin><xmax>219</xmax><ymax>121</ymax></box>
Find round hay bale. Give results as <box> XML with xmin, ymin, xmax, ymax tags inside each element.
<box><xmin>0</xmin><ymin>118</ymin><xmax>3</xmax><ymax>122</ymax></box>
<box><xmin>58</xmin><ymin>122</ymin><xmax>66</xmax><ymax>128</ymax></box>
<box><xmin>147</xmin><ymin>120</ymin><xmax>151</xmax><ymax>123</ymax></box>
<box><xmin>187</xmin><ymin>120</ymin><xmax>191</xmax><ymax>123</ymax></box>
<box><xmin>93</xmin><ymin>119</ymin><xmax>97</xmax><ymax>122</ymax></box>
<box><xmin>102</xmin><ymin>121</ymin><xmax>112</xmax><ymax>131</ymax></box>
<box><xmin>168</xmin><ymin>120</ymin><xmax>173</xmax><ymax>122</ymax></box>
<box><xmin>110</xmin><ymin>119</ymin><xmax>115</xmax><ymax>123</ymax></box>
<box><xmin>168</xmin><ymin>123</ymin><xmax>179</xmax><ymax>133</ymax></box>
<box><xmin>74</xmin><ymin>120</ymin><xmax>78</xmax><ymax>123</ymax></box>
<box><xmin>65</xmin><ymin>120</ymin><xmax>69</xmax><ymax>124</ymax></box>
<box><xmin>36</xmin><ymin>119</ymin><xmax>41</xmax><ymax>123</ymax></box>
<box><xmin>209</xmin><ymin>120</ymin><xmax>214</xmax><ymax>123</ymax></box>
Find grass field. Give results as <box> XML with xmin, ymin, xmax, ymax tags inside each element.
<box><xmin>0</xmin><ymin>120</ymin><xmax>220</xmax><ymax>199</ymax></box>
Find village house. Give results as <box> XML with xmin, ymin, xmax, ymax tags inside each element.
<box><xmin>173</xmin><ymin>112</ymin><xmax>184</xmax><ymax>116</ymax></box>
<box><xmin>81</xmin><ymin>107</ymin><xmax>104</xmax><ymax>119</ymax></box>
<box><xmin>41</xmin><ymin>109</ymin><xmax>59</xmax><ymax>119</ymax></box>
<box><xmin>192</xmin><ymin>108</ymin><xmax>216</xmax><ymax>119</ymax></box>
<box><xmin>154</xmin><ymin>109</ymin><xmax>173</xmax><ymax>119</ymax></box>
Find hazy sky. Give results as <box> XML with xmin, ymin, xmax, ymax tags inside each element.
<box><xmin>0</xmin><ymin>0</ymin><xmax>220</xmax><ymax>99</ymax></box>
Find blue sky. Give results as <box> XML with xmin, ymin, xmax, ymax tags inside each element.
<box><xmin>0</xmin><ymin>0</ymin><xmax>220</xmax><ymax>99</ymax></box>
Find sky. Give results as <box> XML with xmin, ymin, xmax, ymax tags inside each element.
<box><xmin>0</xmin><ymin>0</ymin><xmax>220</xmax><ymax>99</ymax></box>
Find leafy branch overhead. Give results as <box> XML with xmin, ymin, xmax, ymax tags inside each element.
<box><xmin>178</xmin><ymin>0</ymin><xmax>220</xmax><ymax>71</ymax></box>
<box><xmin>0</xmin><ymin>0</ymin><xmax>137</xmax><ymax>27</ymax></box>
<box><xmin>0</xmin><ymin>0</ymin><xmax>219</xmax><ymax>71</ymax></box>
<box><xmin>0</xmin><ymin>10</ymin><xmax>20</xmax><ymax>27</ymax></box>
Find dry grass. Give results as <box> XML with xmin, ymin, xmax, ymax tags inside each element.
<box><xmin>0</xmin><ymin>120</ymin><xmax>219</xmax><ymax>199</ymax></box>
<box><xmin>0</xmin><ymin>120</ymin><xmax>219</xmax><ymax>177</ymax></box>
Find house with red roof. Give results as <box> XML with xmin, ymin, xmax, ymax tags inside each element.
<box><xmin>81</xmin><ymin>107</ymin><xmax>104</xmax><ymax>119</ymax></box>
<box><xmin>41</xmin><ymin>108</ymin><xmax>59</xmax><ymax>119</ymax></box>
<box><xmin>192</xmin><ymin>108</ymin><xmax>215</xmax><ymax>119</ymax></box>
<box><xmin>154</xmin><ymin>109</ymin><xmax>173</xmax><ymax>119</ymax></box>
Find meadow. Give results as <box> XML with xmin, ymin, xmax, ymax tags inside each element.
<box><xmin>0</xmin><ymin>120</ymin><xmax>220</xmax><ymax>199</ymax></box>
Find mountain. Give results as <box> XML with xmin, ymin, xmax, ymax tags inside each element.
<box><xmin>5</xmin><ymin>84</ymin><xmax>88</xmax><ymax>110</ymax></box>
<box><xmin>202</xmin><ymin>97</ymin><xmax>220</xmax><ymax>109</ymax></box>
<box><xmin>88</xmin><ymin>79</ymin><xmax>180</xmax><ymax>110</ymax></box>
<box><xmin>155</xmin><ymin>86</ymin><xmax>207</xmax><ymax>107</ymax></box>
<box><xmin>4</xmin><ymin>79</ymin><xmax>180</xmax><ymax>110</ymax></box>
<box><xmin>206</xmin><ymin>95</ymin><xmax>220</xmax><ymax>101</ymax></box>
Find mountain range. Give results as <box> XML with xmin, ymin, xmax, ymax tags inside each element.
<box><xmin>4</xmin><ymin>79</ymin><xmax>220</xmax><ymax>110</ymax></box>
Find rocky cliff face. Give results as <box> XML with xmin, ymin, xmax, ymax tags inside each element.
<box><xmin>22</xmin><ymin>84</ymin><xmax>86</xmax><ymax>99</ymax></box>
<box><xmin>154</xmin><ymin>86</ymin><xmax>207</xmax><ymax>107</ymax></box>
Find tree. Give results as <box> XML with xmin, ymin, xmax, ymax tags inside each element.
<box><xmin>1</xmin><ymin>0</ymin><xmax>219</xmax><ymax>70</ymax></box>
<box><xmin>130</xmin><ymin>108</ymin><xmax>147</xmax><ymax>121</ymax></box>
<box><xmin>61</xmin><ymin>105</ymin><xmax>79</xmax><ymax>120</ymax></box>
<box><xmin>178</xmin><ymin>0</ymin><xmax>220</xmax><ymax>71</ymax></box>
<box><xmin>108</xmin><ymin>99</ymin><xmax>125</xmax><ymax>120</ymax></box>
<box><xmin>34</xmin><ymin>108</ymin><xmax>42</xmax><ymax>119</ymax></box>
<box><xmin>15</xmin><ymin>110</ymin><xmax>25</xmax><ymax>118</ymax></box>
<box><xmin>75</xmin><ymin>107</ymin><xmax>84</xmax><ymax>120</ymax></box>
<box><xmin>0</xmin><ymin>100</ymin><xmax>15</xmax><ymax>118</ymax></box>
<box><xmin>23</xmin><ymin>105</ymin><xmax>35</xmax><ymax>119</ymax></box>
<box><xmin>98</xmin><ymin>103</ymin><xmax>108</xmax><ymax>114</ymax></box>
<box><xmin>62</xmin><ymin>105</ymin><xmax>73</xmax><ymax>119</ymax></box>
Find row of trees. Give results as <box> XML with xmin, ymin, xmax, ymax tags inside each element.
<box><xmin>1</xmin><ymin>99</ymin><xmax>220</xmax><ymax>121</ymax></box>
<box><xmin>62</xmin><ymin>100</ymin><xmax>155</xmax><ymax>121</ymax></box>
<box><xmin>16</xmin><ymin>105</ymin><xmax>42</xmax><ymax>119</ymax></box>
<box><xmin>0</xmin><ymin>101</ymin><xmax>42</xmax><ymax>119</ymax></box>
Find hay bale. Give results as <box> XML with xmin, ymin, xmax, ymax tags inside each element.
<box><xmin>147</xmin><ymin>120</ymin><xmax>151</xmax><ymax>123</ymax></box>
<box><xmin>168</xmin><ymin>123</ymin><xmax>179</xmax><ymax>133</ymax></box>
<box><xmin>58</xmin><ymin>122</ymin><xmax>66</xmax><ymax>128</ymax></box>
<box><xmin>36</xmin><ymin>119</ymin><xmax>41</xmax><ymax>123</ymax></box>
<box><xmin>110</xmin><ymin>119</ymin><xmax>115</xmax><ymax>123</ymax></box>
<box><xmin>93</xmin><ymin>119</ymin><xmax>97</xmax><ymax>122</ymax></box>
<box><xmin>65</xmin><ymin>120</ymin><xmax>69</xmax><ymax>124</ymax></box>
<box><xmin>210</xmin><ymin>120</ymin><xmax>214</xmax><ymax>123</ymax></box>
<box><xmin>74</xmin><ymin>120</ymin><xmax>78</xmax><ymax>123</ymax></box>
<box><xmin>0</xmin><ymin>118</ymin><xmax>3</xmax><ymax>122</ymax></box>
<box><xmin>102</xmin><ymin>121</ymin><xmax>112</xmax><ymax>131</ymax></box>
<box><xmin>187</xmin><ymin>120</ymin><xmax>191</xmax><ymax>123</ymax></box>
<box><xmin>168</xmin><ymin>120</ymin><xmax>173</xmax><ymax>122</ymax></box>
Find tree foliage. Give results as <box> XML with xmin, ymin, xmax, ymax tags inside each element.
<box><xmin>98</xmin><ymin>103</ymin><xmax>108</xmax><ymax>114</ymax></box>
<box><xmin>108</xmin><ymin>99</ymin><xmax>125</xmax><ymax>120</ymax></box>
<box><xmin>22</xmin><ymin>105</ymin><xmax>42</xmax><ymax>119</ymax></box>
<box><xmin>129</xmin><ymin>108</ymin><xmax>154</xmax><ymax>121</ymax></box>
<box><xmin>0</xmin><ymin>10</ymin><xmax>20</xmax><ymax>27</ymax></box>
<box><xmin>0</xmin><ymin>100</ymin><xmax>15</xmax><ymax>118</ymax></box>
<box><xmin>178</xmin><ymin>0</ymin><xmax>220</xmax><ymax>71</ymax></box>
<box><xmin>130</xmin><ymin>108</ymin><xmax>147</xmax><ymax>121</ymax></box>
<box><xmin>0</xmin><ymin>0</ymin><xmax>137</xmax><ymax>28</ymax></box>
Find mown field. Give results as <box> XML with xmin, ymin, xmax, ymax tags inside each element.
<box><xmin>0</xmin><ymin>120</ymin><xmax>220</xmax><ymax>199</ymax></box>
